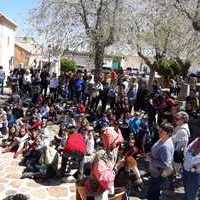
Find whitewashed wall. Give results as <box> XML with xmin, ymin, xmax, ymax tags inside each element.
<box><xmin>0</xmin><ymin>22</ymin><xmax>16</xmax><ymax>77</ymax></box>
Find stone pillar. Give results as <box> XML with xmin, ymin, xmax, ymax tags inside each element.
<box><xmin>178</xmin><ymin>83</ymin><xmax>190</xmax><ymax>101</ymax></box>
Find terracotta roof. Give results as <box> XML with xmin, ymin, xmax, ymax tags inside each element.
<box><xmin>15</xmin><ymin>43</ymin><xmax>32</xmax><ymax>55</ymax></box>
<box><xmin>0</xmin><ymin>12</ymin><xmax>17</xmax><ymax>28</ymax></box>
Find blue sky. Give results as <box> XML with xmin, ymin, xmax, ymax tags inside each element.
<box><xmin>0</xmin><ymin>0</ymin><xmax>36</xmax><ymax>35</ymax></box>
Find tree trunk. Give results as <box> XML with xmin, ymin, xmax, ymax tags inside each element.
<box><xmin>148</xmin><ymin>67</ymin><xmax>155</xmax><ymax>90</ymax></box>
<box><xmin>94</xmin><ymin>42</ymin><xmax>105</xmax><ymax>81</ymax></box>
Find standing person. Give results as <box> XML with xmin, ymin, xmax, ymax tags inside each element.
<box><xmin>0</xmin><ymin>66</ymin><xmax>5</xmax><ymax>94</ymax></box>
<box><xmin>127</xmin><ymin>83</ymin><xmax>138</xmax><ymax>113</ymax></box>
<box><xmin>90</xmin><ymin>80</ymin><xmax>103</xmax><ymax>112</ymax></box>
<box><xmin>49</xmin><ymin>73</ymin><xmax>59</xmax><ymax>101</ymax></box>
<box><xmin>23</xmin><ymin>70</ymin><xmax>32</xmax><ymax>97</ymax></box>
<box><xmin>183</xmin><ymin>137</ymin><xmax>200</xmax><ymax>200</ymax></box>
<box><xmin>172</xmin><ymin>112</ymin><xmax>190</xmax><ymax>174</ymax></box>
<box><xmin>73</xmin><ymin>72</ymin><xmax>84</xmax><ymax>104</ymax></box>
<box><xmin>40</xmin><ymin>67</ymin><xmax>50</xmax><ymax>97</ymax></box>
<box><xmin>147</xmin><ymin>122</ymin><xmax>174</xmax><ymax>200</ymax></box>
<box><xmin>17</xmin><ymin>68</ymin><xmax>25</xmax><ymax>95</ymax></box>
<box><xmin>107</xmin><ymin>82</ymin><xmax>117</xmax><ymax>112</ymax></box>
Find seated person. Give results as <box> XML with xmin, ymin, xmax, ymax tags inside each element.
<box><xmin>59</xmin><ymin>124</ymin><xmax>86</xmax><ymax>178</ymax></box>
<box><xmin>1</xmin><ymin>125</ymin><xmax>18</xmax><ymax>151</ymax></box>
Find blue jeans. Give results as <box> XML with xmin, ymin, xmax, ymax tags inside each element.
<box><xmin>183</xmin><ymin>169</ymin><xmax>200</xmax><ymax>200</ymax></box>
<box><xmin>147</xmin><ymin>176</ymin><xmax>166</xmax><ymax>200</ymax></box>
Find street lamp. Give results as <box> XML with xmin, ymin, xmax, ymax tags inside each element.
<box><xmin>47</xmin><ymin>44</ymin><xmax>52</xmax><ymax>71</ymax></box>
<box><xmin>48</xmin><ymin>44</ymin><xmax>51</xmax><ymax>64</ymax></box>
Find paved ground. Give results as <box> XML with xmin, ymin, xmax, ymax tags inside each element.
<box><xmin>0</xmin><ymin>148</ymin><xmax>76</xmax><ymax>200</ymax></box>
<box><xmin>0</xmin><ymin>148</ymin><xmax>185</xmax><ymax>200</ymax></box>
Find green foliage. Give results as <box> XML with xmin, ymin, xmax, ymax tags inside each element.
<box><xmin>154</xmin><ymin>57</ymin><xmax>191</xmax><ymax>78</ymax></box>
<box><xmin>61</xmin><ymin>58</ymin><xmax>77</xmax><ymax>72</ymax></box>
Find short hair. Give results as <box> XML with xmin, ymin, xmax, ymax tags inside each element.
<box><xmin>160</xmin><ymin>122</ymin><xmax>174</xmax><ymax>137</ymax></box>
<box><xmin>3</xmin><ymin>194</ymin><xmax>29</xmax><ymax>200</ymax></box>
<box><xmin>175</xmin><ymin>111</ymin><xmax>189</xmax><ymax>123</ymax></box>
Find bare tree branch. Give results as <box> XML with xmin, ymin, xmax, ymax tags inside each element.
<box><xmin>79</xmin><ymin>0</ymin><xmax>90</xmax><ymax>32</ymax></box>
<box><xmin>104</xmin><ymin>0</ymin><xmax>119</xmax><ymax>46</ymax></box>
<box><xmin>175</xmin><ymin>0</ymin><xmax>193</xmax><ymax>20</ymax></box>
<box><xmin>95</xmin><ymin>0</ymin><xmax>103</xmax><ymax>30</ymax></box>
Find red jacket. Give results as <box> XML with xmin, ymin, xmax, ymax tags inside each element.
<box><xmin>64</xmin><ymin>132</ymin><xmax>86</xmax><ymax>155</ymax></box>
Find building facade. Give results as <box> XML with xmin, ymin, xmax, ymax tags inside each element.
<box><xmin>63</xmin><ymin>51</ymin><xmax>123</xmax><ymax>70</ymax></box>
<box><xmin>15</xmin><ymin>43</ymin><xmax>31</xmax><ymax>67</ymax></box>
<box><xmin>0</xmin><ymin>13</ymin><xmax>17</xmax><ymax>76</ymax></box>
<box><xmin>15</xmin><ymin>37</ymin><xmax>43</xmax><ymax>68</ymax></box>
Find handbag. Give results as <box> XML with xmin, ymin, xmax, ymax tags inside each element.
<box><xmin>173</xmin><ymin>150</ymin><xmax>184</xmax><ymax>163</ymax></box>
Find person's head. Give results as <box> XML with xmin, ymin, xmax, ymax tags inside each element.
<box><xmin>129</xmin><ymin>137</ymin><xmax>136</xmax><ymax>147</ymax></box>
<box><xmin>67</xmin><ymin>124</ymin><xmax>76</xmax><ymax>133</ymax></box>
<box><xmin>3</xmin><ymin>194</ymin><xmax>29</xmax><ymax>200</ymax></box>
<box><xmin>81</xmin><ymin>118</ymin><xmax>89</xmax><ymax>127</ymax></box>
<box><xmin>52</xmin><ymin>72</ymin><xmax>57</xmax><ymax>78</ymax></box>
<box><xmin>9</xmin><ymin>124</ymin><xmax>18</xmax><ymax>135</ymax></box>
<box><xmin>185</xmin><ymin>102</ymin><xmax>193</xmax><ymax>112</ymax></box>
<box><xmin>159</xmin><ymin>122</ymin><xmax>174</xmax><ymax>140</ymax></box>
<box><xmin>174</xmin><ymin>111</ymin><xmax>189</xmax><ymax>126</ymax></box>
<box><xmin>20</xmin><ymin>126</ymin><xmax>26</xmax><ymax>136</ymax></box>
<box><xmin>29</xmin><ymin>128</ymin><xmax>39</xmax><ymax>138</ymax></box>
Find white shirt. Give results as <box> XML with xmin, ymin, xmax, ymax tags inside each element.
<box><xmin>123</xmin><ymin>81</ymin><xmax>129</xmax><ymax>93</ymax></box>
<box><xmin>24</xmin><ymin>74</ymin><xmax>31</xmax><ymax>83</ymax></box>
<box><xmin>184</xmin><ymin>138</ymin><xmax>200</xmax><ymax>173</ymax></box>
<box><xmin>86</xmin><ymin>135</ymin><xmax>95</xmax><ymax>155</ymax></box>
<box><xmin>172</xmin><ymin>123</ymin><xmax>190</xmax><ymax>151</ymax></box>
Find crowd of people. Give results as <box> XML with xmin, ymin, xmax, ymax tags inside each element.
<box><xmin>0</xmin><ymin>65</ymin><xmax>200</xmax><ymax>200</ymax></box>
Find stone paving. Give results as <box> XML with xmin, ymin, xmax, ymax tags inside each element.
<box><xmin>0</xmin><ymin>148</ymin><xmax>76</xmax><ymax>200</ymax></box>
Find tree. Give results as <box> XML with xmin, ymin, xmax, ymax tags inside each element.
<box><xmin>30</xmin><ymin>0</ymin><xmax>122</xmax><ymax>72</ymax></box>
<box><xmin>174</xmin><ymin>0</ymin><xmax>200</xmax><ymax>32</ymax></box>
<box><xmin>61</xmin><ymin>58</ymin><xmax>77</xmax><ymax>71</ymax></box>
<box><xmin>155</xmin><ymin>57</ymin><xmax>191</xmax><ymax>78</ymax></box>
<box><xmin>123</xmin><ymin>0</ymin><xmax>199</xmax><ymax>86</ymax></box>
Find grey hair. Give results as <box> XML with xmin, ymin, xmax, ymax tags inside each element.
<box><xmin>176</xmin><ymin>111</ymin><xmax>189</xmax><ymax>123</ymax></box>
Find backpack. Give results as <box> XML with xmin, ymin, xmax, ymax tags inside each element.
<box><xmin>64</xmin><ymin>133</ymin><xmax>86</xmax><ymax>155</ymax></box>
<box><xmin>91</xmin><ymin>159</ymin><xmax>115</xmax><ymax>191</ymax></box>
<box><xmin>102</xmin><ymin>127</ymin><xmax>124</xmax><ymax>150</ymax></box>
<box><xmin>128</xmin><ymin>117</ymin><xmax>142</xmax><ymax>135</ymax></box>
